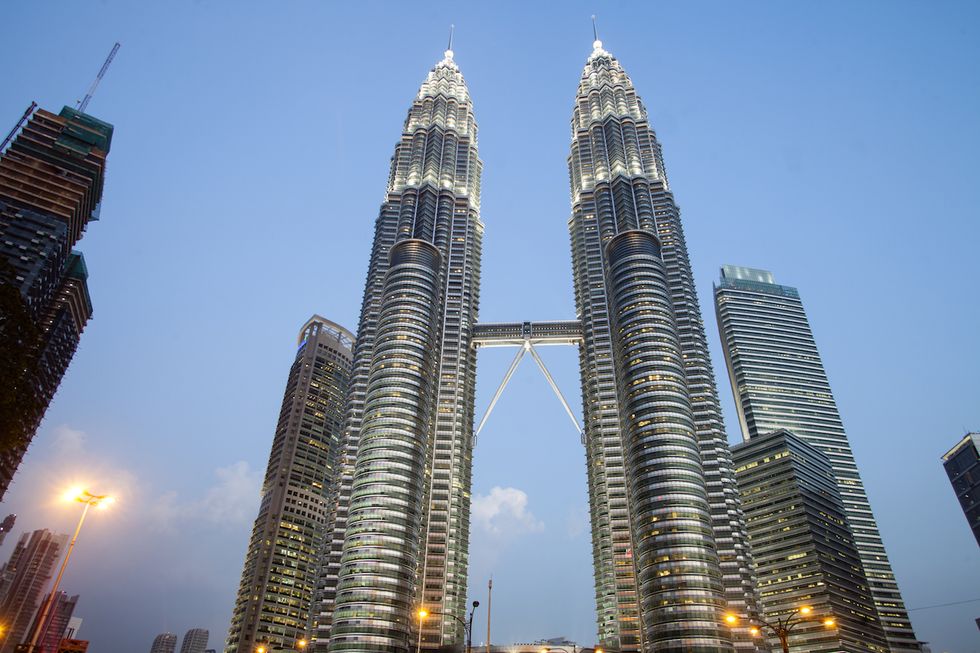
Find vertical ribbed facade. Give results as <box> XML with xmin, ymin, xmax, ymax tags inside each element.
<box><xmin>319</xmin><ymin>47</ymin><xmax>483</xmax><ymax>653</ymax></box>
<box><xmin>732</xmin><ymin>429</ymin><xmax>888</xmax><ymax>653</ymax></box>
<box><xmin>226</xmin><ymin>317</ymin><xmax>353</xmax><ymax>653</ymax></box>
<box><xmin>568</xmin><ymin>41</ymin><xmax>760</xmax><ymax>651</ymax></box>
<box><xmin>714</xmin><ymin>265</ymin><xmax>919</xmax><ymax>652</ymax></box>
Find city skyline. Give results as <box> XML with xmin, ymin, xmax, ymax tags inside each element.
<box><xmin>0</xmin><ymin>3</ymin><xmax>977</xmax><ymax>653</ymax></box>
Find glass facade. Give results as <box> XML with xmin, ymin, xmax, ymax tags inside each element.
<box><xmin>732</xmin><ymin>429</ymin><xmax>888</xmax><ymax>653</ymax></box>
<box><xmin>942</xmin><ymin>433</ymin><xmax>980</xmax><ymax>547</ymax></box>
<box><xmin>714</xmin><ymin>265</ymin><xmax>920</xmax><ymax>652</ymax></box>
<box><xmin>226</xmin><ymin>316</ymin><xmax>353</xmax><ymax>653</ymax></box>
<box><xmin>567</xmin><ymin>41</ymin><xmax>761</xmax><ymax>652</ymax></box>
<box><xmin>319</xmin><ymin>47</ymin><xmax>483</xmax><ymax>653</ymax></box>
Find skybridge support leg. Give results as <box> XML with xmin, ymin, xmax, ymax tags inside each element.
<box><xmin>475</xmin><ymin>346</ymin><xmax>526</xmax><ymax>438</ymax></box>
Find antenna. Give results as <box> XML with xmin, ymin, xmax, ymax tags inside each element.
<box><xmin>1</xmin><ymin>102</ymin><xmax>37</xmax><ymax>154</ymax></box>
<box><xmin>77</xmin><ymin>42</ymin><xmax>121</xmax><ymax>113</ymax></box>
<box><xmin>448</xmin><ymin>24</ymin><xmax>455</xmax><ymax>52</ymax></box>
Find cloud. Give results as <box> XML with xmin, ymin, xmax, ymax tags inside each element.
<box><xmin>471</xmin><ymin>486</ymin><xmax>544</xmax><ymax>537</ymax></box>
<box><xmin>148</xmin><ymin>461</ymin><xmax>261</xmax><ymax>532</ymax></box>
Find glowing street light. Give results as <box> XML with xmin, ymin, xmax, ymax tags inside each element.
<box><xmin>26</xmin><ymin>488</ymin><xmax>113</xmax><ymax>652</ymax></box>
<box><xmin>724</xmin><ymin>605</ymin><xmax>835</xmax><ymax>653</ymax></box>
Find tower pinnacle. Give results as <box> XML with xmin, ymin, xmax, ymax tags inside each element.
<box><xmin>445</xmin><ymin>24</ymin><xmax>455</xmax><ymax>60</ymax></box>
<box><xmin>591</xmin><ymin>15</ymin><xmax>602</xmax><ymax>51</ymax></box>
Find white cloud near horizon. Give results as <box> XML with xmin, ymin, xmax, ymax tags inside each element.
<box><xmin>471</xmin><ymin>486</ymin><xmax>544</xmax><ymax>537</ymax></box>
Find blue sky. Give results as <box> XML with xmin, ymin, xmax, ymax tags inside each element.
<box><xmin>1</xmin><ymin>2</ymin><xmax>978</xmax><ymax>652</ymax></box>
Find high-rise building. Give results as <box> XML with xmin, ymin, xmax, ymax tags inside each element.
<box><xmin>225</xmin><ymin>317</ymin><xmax>353</xmax><ymax>653</ymax></box>
<box><xmin>317</xmin><ymin>43</ymin><xmax>484</xmax><ymax>653</ymax></box>
<box><xmin>565</xmin><ymin>38</ymin><xmax>760</xmax><ymax>652</ymax></box>
<box><xmin>151</xmin><ymin>633</ymin><xmax>178</xmax><ymax>653</ymax></box>
<box><xmin>180</xmin><ymin>629</ymin><xmax>209</xmax><ymax>653</ymax></box>
<box><xmin>0</xmin><ymin>530</ymin><xmax>68</xmax><ymax>653</ymax></box>
<box><xmin>732</xmin><ymin>429</ymin><xmax>888</xmax><ymax>652</ymax></box>
<box><xmin>942</xmin><ymin>433</ymin><xmax>980</xmax><ymax>546</ymax></box>
<box><xmin>315</xmin><ymin>35</ymin><xmax>765</xmax><ymax>653</ymax></box>
<box><xmin>26</xmin><ymin>590</ymin><xmax>79</xmax><ymax>653</ymax></box>
<box><xmin>0</xmin><ymin>105</ymin><xmax>112</xmax><ymax>499</ymax></box>
<box><xmin>0</xmin><ymin>515</ymin><xmax>16</xmax><ymax>547</ymax></box>
<box><xmin>714</xmin><ymin>265</ymin><xmax>919</xmax><ymax>651</ymax></box>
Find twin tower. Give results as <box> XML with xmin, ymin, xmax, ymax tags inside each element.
<box><xmin>310</xmin><ymin>37</ymin><xmax>762</xmax><ymax>653</ymax></box>
<box><xmin>228</xmin><ymin>40</ymin><xmax>772</xmax><ymax>653</ymax></box>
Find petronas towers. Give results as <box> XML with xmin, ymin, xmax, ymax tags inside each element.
<box><xmin>228</xmin><ymin>27</ymin><xmax>915</xmax><ymax>653</ymax></box>
<box><xmin>312</xmin><ymin>36</ymin><xmax>757</xmax><ymax>653</ymax></box>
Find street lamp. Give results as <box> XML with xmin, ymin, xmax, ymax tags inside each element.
<box><xmin>417</xmin><ymin>601</ymin><xmax>480</xmax><ymax>653</ymax></box>
<box><xmin>26</xmin><ymin>488</ymin><xmax>113</xmax><ymax>653</ymax></box>
<box><xmin>724</xmin><ymin>606</ymin><xmax>836</xmax><ymax>653</ymax></box>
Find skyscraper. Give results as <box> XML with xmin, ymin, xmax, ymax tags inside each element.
<box><xmin>942</xmin><ymin>433</ymin><xmax>980</xmax><ymax>546</ymax></box>
<box><xmin>714</xmin><ymin>265</ymin><xmax>919</xmax><ymax>651</ymax></box>
<box><xmin>732</xmin><ymin>429</ymin><xmax>887</xmax><ymax>653</ymax></box>
<box><xmin>0</xmin><ymin>529</ymin><xmax>68</xmax><ymax>653</ymax></box>
<box><xmin>226</xmin><ymin>317</ymin><xmax>353</xmax><ymax>653</ymax></box>
<box><xmin>151</xmin><ymin>633</ymin><xmax>178</xmax><ymax>653</ymax></box>
<box><xmin>320</xmin><ymin>41</ymin><xmax>484</xmax><ymax>653</ymax></box>
<box><xmin>27</xmin><ymin>591</ymin><xmax>79</xmax><ymax>653</ymax></box>
<box><xmin>0</xmin><ymin>105</ymin><xmax>112</xmax><ymax>498</ymax></box>
<box><xmin>566</xmin><ymin>37</ymin><xmax>760</xmax><ymax>652</ymax></box>
<box><xmin>315</xmin><ymin>34</ymin><xmax>765</xmax><ymax>653</ymax></box>
<box><xmin>180</xmin><ymin>629</ymin><xmax>210</xmax><ymax>653</ymax></box>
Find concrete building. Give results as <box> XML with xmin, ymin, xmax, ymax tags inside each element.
<box><xmin>0</xmin><ymin>529</ymin><xmax>68</xmax><ymax>653</ymax></box>
<box><xmin>714</xmin><ymin>265</ymin><xmax>919</xmax><ymax>651</ymax></box>
<box><xmin>180</xmin><ymin>629</ymin><xmax>209</xmax><ymax>653</ymax></box>
<box><xmin>27</xmin><ymin>590</ymin><xmax>79</xmax><ymax>653</ymax></box>
<box><xmin>151</xmin><ymin>633</ymin><xmax>178</xmax><ymax>653</ymax></box>
<box><xmin>942</xmin><ymin>433</ymin><xmax>980</xmax><ymax>546</ymax></box>
<box><xmin>733</xmin><ymin>429</ymin><xmax>887</xmax><ymax>652</ymax></box>
<box><xmin>225</xmin><ymin>317</ymin><xmax>352</xmax><ymax>653</ymax></box>
<box><xmin>0</xmin><ymin>105</ymin><xmax>113</xmax><ymax>498</ymax></box>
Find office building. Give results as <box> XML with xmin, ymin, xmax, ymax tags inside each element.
<box><xmin>0</xmin><ymin>529</ymin><xmax>68</xmax><ymax>653</ymax></box>
<box><xmin>27</xmin><ymin>591</ymin><xmax>79</xmax><ymax>653</ymax></box>
<box><xmin>180</xmin><ymin>629</ymin><xmax>209</xmax><ymax>653</ymax></box>
<box><xmin>733</xmin><ymin>429</ymin><xmax>887</xmax><ymax>652</ymax></box>
<box><xmin>0</xmin><ymin>105</ymin><xmax>112</xmax><ymax>499</ymax></box>
<box><xmin>942</xmin><ymin>433</ymin><xmax>980</xmax><ymax>546</ymax></box>
<box><xmin>316</xmin><ymin>35</ymin><xmax>764</xmax><ymax>653</ymax></box>
<box><xmin>57</xmin><ymin>641</ymin><xmax>88</xmax><ymax>653</ymax></box>
<box><xmin>151</xmin><ymin>633</ymin><xmax>178</xmax><ymax>653</ymax></box>
<box><xmin>225</xmin><ymin>317</ymin><xmax>353</xmax><ymax>653</ymax></box>
<box><xmin>714</xmin><ymin>265</ymin><xmax>919</xmax><ymax>651</ymax></box>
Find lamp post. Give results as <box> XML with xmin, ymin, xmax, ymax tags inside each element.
<box><xmin>725</xmin><ymin>606</ymin><xmax>835</xmax><ymax>653</ymax></box>
<box><xmin>27</xmin><ymin>488</ymin><xmax>113</xmax><ymax>653</ymax></box>
<box><xmin>417</xmin><ymin>601</ymin><xmax>480</xmax><ymax>653</ymax></box>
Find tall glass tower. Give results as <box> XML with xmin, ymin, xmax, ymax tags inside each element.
<box><xmin>226</xmin><ymin>316</ymin><xmax>353</xmax><ymax>653</ymax></box>
<box><xmin>566</xmin><ymin>38</ymin><xmax>760</xmax><ymax>652</ymax></box>
<box><xmin>320</xmin><ymin>44</ymin><xmax>483</xmax><ymax>653</ymax></box>
<box><xmin>714</xmin><ymin>265</ymin><xmax>919</xmax><ymax>652</ymax></box>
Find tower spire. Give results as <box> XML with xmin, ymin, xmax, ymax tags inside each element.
<box><xmin>448</xmin><ymin>24</ymin><xmax>455</xmax><ymax>52</ymax></box>
<box><xmin>591</xmin><ymin>15</ymin><xmax>603</xmax><ymax>52</ymax></box>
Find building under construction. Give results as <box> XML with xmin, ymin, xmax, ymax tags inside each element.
<box><xmin>0</xmin><ymin>104</ymin><xmax>113</xmax><ymax>498</ymax></box>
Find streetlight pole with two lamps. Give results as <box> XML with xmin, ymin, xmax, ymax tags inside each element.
<box><xmin>26</xmin><ymin>488</ymin><xmax>114</xmax><ymax>653</ymax></box>
<box><xmin>725</xmin><ymin>606</ymin><xmax>835</xmax><ymax>653</ymax></box>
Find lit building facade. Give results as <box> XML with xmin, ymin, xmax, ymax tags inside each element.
<box><xmin>319</xmin><ymin>43</ymin><xmax>484</xmax><ymax>653</ymax></box>
<box><xmin>0</xmin><ymin>529</ymin><xmax>68</xmax><ymax>653</ymax></box>
<box><xmin>942</xmin><ymin>433</ymin><xmax>980</xmax><ymax>547</ymax></box>
<box><xmin>226</xmin><ymin>317</ymin><xmax>353</xmax><ymax>653</ymax></box>
<box><xmin>315</xmin><ymin>37</ymin><xmax>766</xmax><ymax>653</ymax></box>
<box><xmin>732</xmin><ymin>429</ymin><xmax>887</xmax><ymax>652</ymax></box>
<box><xmin>714</xmin><ymin>265</ymin><xmax>919</xmax><ymax>651</ymax></box>
<box><xmin>566</xmin><ymin>39</ymin><xmax>761</xmax><ymax>652</ymax></box>
<box><xmin>0</xmin><ymin>105</ymin><xmax>112</xmax><ymax>498</ymax></box>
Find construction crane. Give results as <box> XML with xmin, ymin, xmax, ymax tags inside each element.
<box><xmin>0</xmin><ymin>101</ymin><xmax>37</xmax><ymax>154</ymax></box>
<box><xmin>76</xmin><ymin>42</ymin><xmax>121</xmax><ymax>113</ymax></box>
